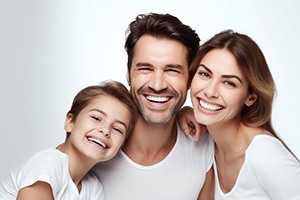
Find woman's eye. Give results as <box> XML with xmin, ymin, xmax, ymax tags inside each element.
<box><xmin>198</xmin><ymin>70</ymin><xmax>210</xmax><ymax>78</ymax></box>
<box><xmin>224</xmin><ymin>81</ymin><xmax>236</xmax><ymax>87</ymax></box>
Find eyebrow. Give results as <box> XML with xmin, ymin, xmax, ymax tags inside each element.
<box><xmin>90</xmin><ymin>109</ymin><xmax>127</xmax><ymax>129</ymax></box>
<box><xmin>199</xmin><ymin>64</ymin><xmax>243</xmax><ymax>83</ymax></box>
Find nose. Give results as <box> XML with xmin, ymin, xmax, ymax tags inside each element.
<box><xmin>98</xmin><ymin>123</ymin><xmax>111</xmax><ymax>137</ymax></box>
<box><xmin>148</xmin><ymin>70</ymin><xmax>167</xmax><ymax>92</ymax></box>
<box><xmin>204</xmin><ymin>80</ymin><xmax>219</xmax><ymax>98</ymax></box>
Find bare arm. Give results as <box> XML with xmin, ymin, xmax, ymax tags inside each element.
<box><xmin>197</xmin><ymin>167</ymin><xmax>214</xmax><ymax>200</ymax></box>
<box><xmin>17</xmin><ymin>181</ymin><xmax>54</xmax><ymax>200</ymax></box>
<box><xmin>177</xmin><ymin>106</ymin><xmax>207</xmax><ymax>141</ymax></box>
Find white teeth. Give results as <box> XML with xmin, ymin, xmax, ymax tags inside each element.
<box><xmin>199</xmin><ymin>100</ymin><xmax>223</xmax><ymax>111</ymax></box>
<box><xmin>88</xmin><ymin>137</ymin><xmax>107</xmax><ymax>148</ymax></box>
<box><xmin>146</xmin><ymin>95</ymin><xmax>169</xmax><ymax>103</ymax></box>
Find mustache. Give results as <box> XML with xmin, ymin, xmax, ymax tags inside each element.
<box><xmin>137</xmin><ymin>87</ymin><xmax>179</xmax><ymax>97</ymax></box>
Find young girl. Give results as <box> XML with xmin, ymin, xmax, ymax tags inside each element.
<box><xmin>0</xmin><ymin>80</ymin><xmax>138</xmax><ymax>200</ymax></box>
<box><xmin>189</xmin><ymin>30</ymin><xmax>300</xmax><ymax>199</ymax></box>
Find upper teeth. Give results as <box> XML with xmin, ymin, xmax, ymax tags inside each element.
<box><xmin>199</xmin><ymin>100</ymin><xmax>222</xmax><ymax>111</ymax></box>
<box><xmin>88</xmin><ymin>137</ymin><xmax>107</xmax><ymax>148</ymax></box>
<box><xmin>147</xmin><ymin>96</ymin><xmax>169</xmax><ymax>103</ymax></box>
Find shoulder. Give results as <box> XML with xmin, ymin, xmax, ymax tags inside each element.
<box><xmin>23</xmin><ymin>148</ymin><xmax>68</xmax><ymax>170</ymax></box>
<box><xmin>16</xmin><ymin>148</ymin><xmax>69</xmax><ymax>192</ymax></box>
<box><xmin>245</xmin><ymin>135</ymin><xmax>300</xmax><ymax>198</ymax></box>
<box><xmin>246</xmin><ymin>135</ymin><xmax>292</xmax><ymax>164</ymax></box>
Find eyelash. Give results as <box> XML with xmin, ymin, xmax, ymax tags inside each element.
<box><xmin>224</xmin><ymin>81</ymin><xmax>236</xmax><ymax>87</ymax></box>
<box><xmin>91</xmin><ymin>116</ymin><xmax>101</xmax><ymax>122</ymax></box>
<box><xmin>198</xmin><ymin>70</ymin><xmax>210</xmax><ymax>78</ymax></box>
<box><xmin>113</xmin><ymin>127</ymin><xmax>123</xmax><ymax>134</ymax></box>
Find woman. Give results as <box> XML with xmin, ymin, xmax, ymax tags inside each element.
<box><xmin>189</xmin><ymin>30</ymin><xmax>300</xmax><ymax>199</ymax></box>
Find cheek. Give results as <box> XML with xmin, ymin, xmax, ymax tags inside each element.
<box><xmin>190</xmin><ymin>76</ymin><xmax>204</xmax><ymax>93</ymax></box>
<box><xmin>114</xmin><ymin>134</ymin><xmax>126</xmax><ymax>147</ymax></box>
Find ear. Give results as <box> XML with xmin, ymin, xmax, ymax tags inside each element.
<box><xmin>64</xmin><ymin>113</ymin><xmax>74</xmax><ymax>133</ymax></box>
<box><xmin>245</xmin><ymin>93</ymin><xmax>257</xmax><ymax>107</ymax></box>
<box><xmin>126</xmin><ymin>71</ymin><xmax>131</xmax><ymax>86</ymax></box>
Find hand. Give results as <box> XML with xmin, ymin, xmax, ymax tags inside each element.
<box><xmin>177</xmin><ymin>106</ymin><xmax>207</xmax><ymax>142</ymax></box>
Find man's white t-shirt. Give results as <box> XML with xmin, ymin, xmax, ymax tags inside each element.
<box><xmin>214</xmin><ymin>135</ymin><xmax>300</xmax><ymax>200</ymax></box>
<box><xmin>93</xmin><ymin>123</ymin><xmax>214</xmax><ymax>200</ymax></box>
<box><xmin>0</xmin><ymin>148</ymin><xmax>105</xmax><ymax>200</ymax></box>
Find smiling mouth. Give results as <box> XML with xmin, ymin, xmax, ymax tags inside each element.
<box><xmin>199</xmin><ymin>99</ymin><xmax>223</xmax><ymax>111</ymax></box>
<box><xmin>87</xmin><ymin>137</ymin><xmax>107</xmax><ymax>149</ymax></box>
<box><xmin>146</xmin><ymin>95</ymin><xmax>170</xmax><ymax>103</ymax></box>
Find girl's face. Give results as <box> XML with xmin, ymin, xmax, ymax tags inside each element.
<box><xmin>64</xmin><ymin>95</ymin><xmax>131</xmax><ymax>163</ymax></box>
<box><xmin>190</xmin><ymin>49</ymin><xmax>256</xmax><ymax>127</ymax></box>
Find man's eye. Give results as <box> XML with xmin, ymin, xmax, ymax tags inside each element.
<box><xmin>166</xmin><ymin>69</ymin><xmax>180</xmax><ymax>73</ymax></box>
<box><xmin>138</xmin><ymin>67</ymin><xmax>152</xmax><ymax>71</ymax></box>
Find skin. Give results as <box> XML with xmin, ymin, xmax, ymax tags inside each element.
<box><xmin>124</xmin><ymin>35</ymin><xmax>214</xmax><ymax>199</ymax></box>
<box><xmin>125</xmin><ymin>35</ymin><xmax>189</xmax><ymax>165</ymax></box>
<box><xmin>17</xmin><ymin>95</ymin><xmax>131</xmax><ymax>199</ymax></box>
<box><xmin>190</xmin><ymin>49</ymin><xmax>267</xmax><ymax>193</ymax></box>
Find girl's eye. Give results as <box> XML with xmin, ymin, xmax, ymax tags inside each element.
<box><xmin>91</xmin><ymin>116</ymin><xmax>101</xmax><ymax>122</ymax></box>
<box><xmin>113</xmin><ymin>127</ymin><xmax>123</xmax><ymax>134</ymax></box>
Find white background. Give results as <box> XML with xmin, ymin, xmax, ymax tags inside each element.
<box><xmin>0</xmin><ymin>0</ymin><xmax>299</xmax><ymax>181</ymax></box>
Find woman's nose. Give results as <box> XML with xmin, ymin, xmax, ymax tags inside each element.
<box><xmin>204</xmin><ymin>81</ymin><xmax>219</xmax><ymax>98</ymax></box>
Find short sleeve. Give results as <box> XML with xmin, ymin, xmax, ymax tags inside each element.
<box><xmin>16</xmin><ymin>149</ymin><xmax>68</xmax><ymax>196</ymax></box>
<box><xmin>246</xmin><ymin>135</ymin><xmax>300</xmax><ymax>200</ymax></box>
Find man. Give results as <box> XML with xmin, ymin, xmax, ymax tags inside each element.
<box><xmin>93</xmin><ymin>13</ymin><xmax>214</xmax><ymax>200</ymax></box>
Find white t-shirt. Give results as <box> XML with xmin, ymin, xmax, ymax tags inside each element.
<box><xmin>214</xmin><ymin>135</ymin><xmax>300</xmax><ymax>200</ymax></box>
<box><xmin>93</xmin><ymin>123</ymin><xmax>214</xmax><ymax>200</ymax></box>
<box><xmin>0</xmin><ymin>148</ymin><xmax>105</xmax><ymax>200</ymax></box>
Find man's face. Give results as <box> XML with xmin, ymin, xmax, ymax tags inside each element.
<box><xmin>127</xmin><ymin>35</ymin><xmax>189</xmax><ymax>125</ymax></box>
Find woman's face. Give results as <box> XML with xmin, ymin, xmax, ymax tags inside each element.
<box><xmin>190</xmin><ymin>48</ymin><xmax>255</xmax><ymax>127</ymax></box>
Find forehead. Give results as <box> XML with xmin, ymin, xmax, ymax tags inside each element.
<box><xmin>201</xmin><ymin>49</ymin><xmax>243</xmax><ymax>76</ymax></box>
<box><xmin>133</xmin><ymin>35</ymin><xmax>189</xmax><ymax>68</ymax></box>
<box><xmin>84</xmin><ymin>95</ymin><xmax>131</xmax><ymax>124</ymax></box>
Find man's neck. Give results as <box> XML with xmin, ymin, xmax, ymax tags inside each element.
<box><xmin>122</xmin><ymin>115</ymin><xmax>178</xmax><ymax>166</ymax></box>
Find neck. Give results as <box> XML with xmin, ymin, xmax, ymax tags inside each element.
<box><xmin>207</xmin><ymin>121</ymin><xmax>243</xmax><ymax>155</ymax></box>
<box><xmin>122</xmin><ymin>115</ymin><xmax>177</xmax><ymax>165</ymax></box>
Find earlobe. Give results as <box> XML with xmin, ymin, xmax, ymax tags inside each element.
<box><xmin>245</xmin><ymin>93</ymin><xmax>257</xmax><ymax>106</ymax></box>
